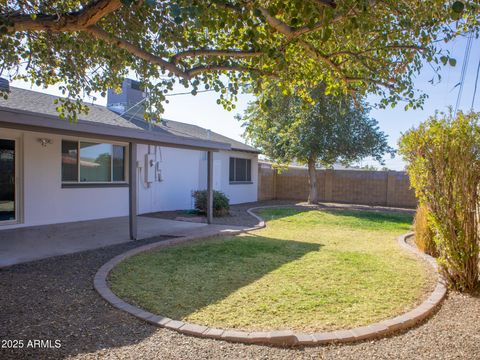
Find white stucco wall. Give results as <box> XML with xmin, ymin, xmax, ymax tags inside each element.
<box><xmin>136</xmin><ymin>147</ymin><xmax>258</xmax><ymax>212</ymax></box>
<box><xmin>0</xmin><ymin>127</ymin><xmax>129</xmax><ymax>229</ymax></box>
<box><xmin>198</xmin><ymin>150</ymin><xmax>258</xmax><ymax>205</ymax></box>
<box><xmin>0</xmin><ymin>127</ymin><xmax>258</xmax><ymax>230</ymax></box>
<box><xmin>136</xmin><ymin>145</ymin><xmax>204</xmax><ymax>213</ymax></box>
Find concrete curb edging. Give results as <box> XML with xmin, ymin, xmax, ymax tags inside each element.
<box><xmin>94</xmin><ymin>206</ymin><xmax>447</xmax><ymax>347</ymax></box>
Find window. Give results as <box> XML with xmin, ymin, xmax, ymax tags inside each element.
<box><xmin>229</xmin><ymin>157</ymin><xmax>252</xmax><ymax>183</ymax></box>
<box><xmin>62</xmin><ymin>140</ymin><xmax>126</xmax><ymax>183</ymax></box>
<box><xmin>61</xmin><ymin>141</ymin><xmax>78</xmax><ymax>182</ymax></box>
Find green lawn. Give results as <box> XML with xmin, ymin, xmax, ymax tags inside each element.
<box><xmin>109</xmin><ymin>208</ymin><xmax>434</xmax><ymax>332</ymax></box>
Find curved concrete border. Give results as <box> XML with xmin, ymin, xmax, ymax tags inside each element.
<box><xmin>94</xmin><ymin>206</ymin><xmax>447</xmax><ymax>347</ymax></box>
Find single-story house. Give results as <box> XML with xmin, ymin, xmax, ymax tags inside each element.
<box><xmin>0</xmin><ymin>78</ymin><xmax>259</xmax><ymax>239</ymax></box>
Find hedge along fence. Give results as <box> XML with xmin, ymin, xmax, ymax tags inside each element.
<box><xmin>399</xmin><ymin>110</ymin><xmax>480</xmax><ymax>292</ymax></box>
<box><xmin>258</xmin><ymin>163</ymin><xmax>417</xmax><ymax>208</ymax></box>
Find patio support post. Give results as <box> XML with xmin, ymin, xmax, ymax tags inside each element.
<box><xmin>207</xmin><ymin>150</ymin><xmax>213</xmax><ymax>224</ymax></box>
<box><xmin>129</xmin><ymin>142</ymin><xmax>138</xmax><ymax>240</ymax></box>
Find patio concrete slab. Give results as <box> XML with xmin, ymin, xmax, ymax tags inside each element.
<box><xmin>0</xmin><ymin>216</ymin><xmax>245</xmax><ymax>268</ymax></box>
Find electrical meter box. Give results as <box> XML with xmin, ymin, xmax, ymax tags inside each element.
<box><xmin>145</xmin><ymin>154</ymin><xmax>156</xmax><ymax>183</ymax></box>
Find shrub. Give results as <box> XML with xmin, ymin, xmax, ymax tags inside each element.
<box><xmin>413</xmin><ymin>204</ymin><xmax>438</xmax><ymax>257</ymax></box>
<box><xmin>399</xmin><ymin>110</ymin><xmax>480</xmax><ymax>292</ymax></box>
<box><xmin>192</xmin><ymin>190</ymin><xmax>230</xmax><ymax>217</ymax></box>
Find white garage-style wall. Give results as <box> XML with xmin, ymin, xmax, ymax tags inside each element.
<box><xmin>0</xmin><ymin>127</ymin><xmax>129</xmax><ymax>230</ymax></box>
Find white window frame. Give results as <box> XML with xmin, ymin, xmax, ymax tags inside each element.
<box><xmin>61</xmin><ymin>138</ymin><xmax>129</xmax><ymax>185</ymax></box>
<box><xmin>229</xmin><ymin>157</ymin><xmax>252</xmax><ymax>184</ymax></box>
<box><xmin>0</xmin><ymin>134</ymin><xmax>23</xmax><ymax>226</ymax></box>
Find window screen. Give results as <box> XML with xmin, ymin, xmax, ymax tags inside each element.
<box><xmin>229</xmin><ymin>157</ymin><xmax>252</xmax><ymax>182</ymax></box>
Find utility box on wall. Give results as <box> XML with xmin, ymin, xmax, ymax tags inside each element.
<box><xmin>145</xmin><ymin>154</ymin><xmax>156</xmax><ymax>184</ymax></box>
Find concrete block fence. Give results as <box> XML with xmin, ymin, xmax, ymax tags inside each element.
<box><xmin>257</xmin><ymin>163</ymin><xmax>417</xmax><ymax>208</ymax></box>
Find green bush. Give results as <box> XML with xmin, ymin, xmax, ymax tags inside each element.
<box><xmin>399</xmin><ymin>110</ymin><xmax>480</xmax><ymax>292</ymax></box>
<box><xmin>192</xmin><ymin>190</ymin><xmax>230</xmax><ymax>217</ymax></box>
<box><xmin>413</xmin><ymin>204</ymin><xmax>438</xmax><ymax>257</ymax></box>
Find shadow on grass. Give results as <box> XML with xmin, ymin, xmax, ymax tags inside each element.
<box><xmin>109</xmin><ymin>234</ymin><xmax>322</xmax><ymax>320</ymax></box>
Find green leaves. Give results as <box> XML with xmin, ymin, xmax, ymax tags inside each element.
<box><xmin>452</xmin><ymin>1</ymin><xmax>465</xmax><ymax>13</ymax></box>
<box><xmin>2</xmin><ymin>0</ymin><xmax>478</xmax><ymax>119</ymax></box>
<box><xmin>440</xmin><ymin>56</ymin><xmax>457</xmax><ymax>67</ymax></box>
<box><xmin>241</xmin><ymin>83</ymin><xmax>393</xmax><ymax>169</ymax></box>
<box><xmin>321</xmin><ymin>27</ymin><xmax>332</xmax><ymax>42</ymax></box>
<box><xmin>398</xmin><ymin>110</ymin><xmax>480</xmax><ymax>292</ymax></box>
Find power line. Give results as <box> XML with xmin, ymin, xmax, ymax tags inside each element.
<box><xmin>165</xmin><ymin>89</ymin><xmax>214</xmax><ymax>97</ymax></box>
<box><xmin>455</xmin><ymin>31</ymin><xmax>473</xmax><ymax>114</ymax></box>
<box><xmin>471</xmin><ymin>55</ymin><xmax>480</xmax><ymax>110</ymax></box>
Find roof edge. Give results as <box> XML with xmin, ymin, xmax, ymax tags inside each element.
<box><xmin>0</xmin><ymin>107</ymin><xmax>231</xmax><ymax>152</ymax></box>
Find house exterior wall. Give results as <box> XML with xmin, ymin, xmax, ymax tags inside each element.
<box><xmin>0</xmin><ymin>126</ymin><xmax>259</xmax><ymax>230</ymax></box>
<box><xmin>219</xmin><ymin>150</ymin><xmax>258</xmax><ymax>204</ymax></box>
<box><xmin>197</xmin><ymin>150</ymin><xmax>258</xmax><ymax>205</ymax></box>
<box><xmin>136</xmin><ymin>145</ymin><xmax>203</xmax><ymax>213</ymax></box>
<box><xmin>0</xmin><ymin>127</ymin><xmax>129</xmax><ymax>229</ymax></box>
<box><xmin>138</xmin><ymin>147</ymin><xmax>258</xmax><ymax>213</ymax></box>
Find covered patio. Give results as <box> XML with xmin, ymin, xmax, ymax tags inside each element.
<box><xmin>0</xmin><ymin>215</ymin><xmax>246</xmax><ymax>267</ymax></box>
<box><xmin>0</xmin><ymin>90</ymin><xmax>240</xmax><ymax>267</ymax></box>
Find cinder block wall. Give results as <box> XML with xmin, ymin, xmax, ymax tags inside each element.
<box><xmin>258</xmin><ymin>163</ymin><xmax>417</xmax><ymax>208</ymax></box>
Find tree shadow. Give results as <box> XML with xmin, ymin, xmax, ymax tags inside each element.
<box><xmin>109</xmin><ymin>234</ymin><xmax>322</xmax><ymax>322</ymax></box>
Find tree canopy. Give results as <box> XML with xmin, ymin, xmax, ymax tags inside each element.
<box><xmin>239</xmin><ymin>84</ymin><xmax>394</xmax><ymax>203</ymax></box>
<box><xmin>240</xmin><ymin>85</ymin><xmax>393</xmax><ymax>166</ymax></box>
<box><xmin>0</xmin><ymin>0</ymin><xmax>477</xmax><ymax>120</ymax></box>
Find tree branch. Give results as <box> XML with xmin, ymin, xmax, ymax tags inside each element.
<box><xmin>345</xmin><ymin>77</ymin><xmax>395</xmax><ymax>89</ymax></box>
<box><xmin>258</xmin><ymin>7</ymin><xmax>294</xmax><ymax>38</ymax></box>
<box><xmin>314</xmin><ymin>0</ymin><xmax>337</xmax><ymax>9</ymax></box>
<box><xmin>328</xmin><ymin>45</ymin><xmax>426</xmax><ymax>58</ymax></box>
<box><xmin>88</xmin><ymin>27</ymin><xmax>262</xmax><ymax>80</ymax></box>
<box><xmin>85</xmin><ymin>26</ymin><xmax>188</xmax><ymax>78</ymax></box>
<box><xmin>186</xmin><ymin>65</ymin><xmax>264</xmax><ymax>78</ymax></box>
<box><xmin>171</xmin><ymin>49</ymin><xmax>263</xmax><ymax>64</ymax></box>
<box><xmin>5</xmin><ymin>0</ymin><xmax>123</xmax><ymax>32</ymax></box>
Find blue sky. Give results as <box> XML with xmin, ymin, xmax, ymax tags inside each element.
<box><xmin>10</xmin><ymin>35</ymin><xmax>480</xmax><ymax>170</ymax></box>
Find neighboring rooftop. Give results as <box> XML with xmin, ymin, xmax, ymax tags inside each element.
<box><xmin>0</xmin><ymin>84</ymin><xmax>259</xmax><ymax>154</ymax></box>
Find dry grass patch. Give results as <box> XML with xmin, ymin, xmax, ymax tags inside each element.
<box><xmin>109</xmin><ymin>208</ymin><xmax>434</xmax><ymax>332</ymax></box>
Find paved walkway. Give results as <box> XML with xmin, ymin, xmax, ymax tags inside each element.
<box><xmin>0</xmin><ymin>216</ymin><xmax>245</xmax><ymax>267</ymax></box>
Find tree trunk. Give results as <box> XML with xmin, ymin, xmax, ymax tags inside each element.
<box><xmin>307</xmin><ymin>157</ymin><xmax>318</xmax><ymax>204</ymax></box>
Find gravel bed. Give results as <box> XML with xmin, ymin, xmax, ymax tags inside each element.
<box><xmin>1</xmin><ymin>202</ymin><xmax>479</xmax><ymax>359</ymax></box>
<box><xmin>142</xmin><ymin>200</ymin><xmax>294</xmax><ymax>227</ymax></box>
<box><xmin>143</xmin><ymin>200</ymin><xmax>413</xmax><ymax>228</ymax></box>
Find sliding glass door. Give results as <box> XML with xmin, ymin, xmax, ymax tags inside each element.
<box><xmin>0</xmin><ymin>139</ymin><xmax>16</xmax><ymax>222</ymax></box>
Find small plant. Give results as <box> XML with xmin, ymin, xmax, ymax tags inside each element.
<box><xmin>399</xmin><ymin>110</ymin><xmax>480</xmax><ymax>292</ymax></box>
<box><xmin>413</xmin><ymin>204</ymin><xmax>438</xmax><ymax>257</ymax></box>
<box><xmin>192</xmin><ymin>190</ymin><xmax>230</xmax><ymax>217</ymax></box>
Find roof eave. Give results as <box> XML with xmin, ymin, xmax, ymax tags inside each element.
<box><xmin>230</xmin><ymin>147</ymin><xmax>261</xmax><ymax>154</ymax></box>
<box><xmin>0</xmin><ymin>107</ymin><xmax>231</xmax><ymax>152</ymax></box>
